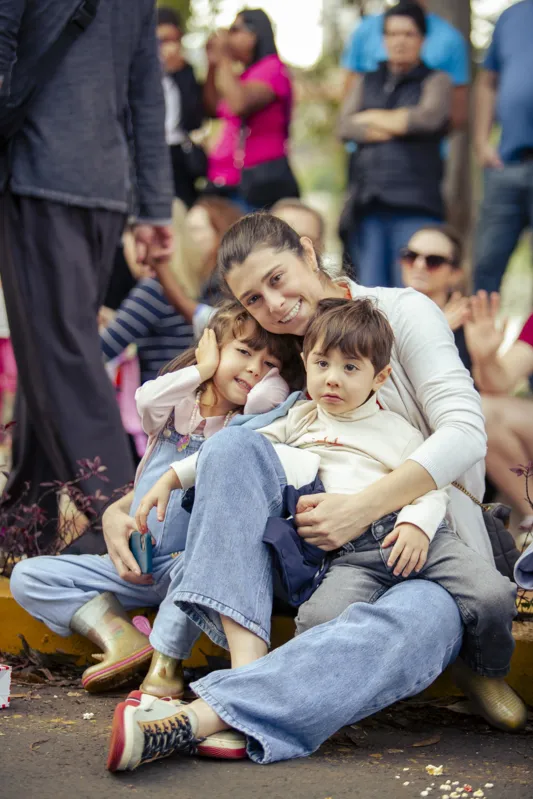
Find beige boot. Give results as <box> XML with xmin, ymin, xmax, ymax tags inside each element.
<box><xmin>452</xmin><ymin>659</ymin><xmax>528</xmax><ymax>732</ymax></box>
<box><xmin>71</xmin><ymin>592</ymin><xmax>153</xmax><ymax>693</ymax></box>
<box><xmin>139</xmin><ymin>651</ymin><xmax>184</xmax><ymax>699</ymax></box>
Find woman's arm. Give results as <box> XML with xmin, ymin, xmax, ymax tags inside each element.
<box><xmin>215</xmin><ymin>55</ymin><xmax>275</xmax><ymax>117</ymax></box>
<box><xmin>351</xmin><ymin>72</ymin><xmax>452</xmax><ymax>138</ymax></box>
<box><xmin>151</xmin><ymin>261</ymin><xmax>198</xmax><ymax>323</ymax></box>
<box><xmin>337</xmin><ymin>75</ymin><xmax>393</xmax><ymax>143</ymax></box>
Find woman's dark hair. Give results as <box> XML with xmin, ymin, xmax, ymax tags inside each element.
<box><xmin>410</xmin><ymin>223</ymin><xmax>463</xmax><ymax>267</ymax></box>
<box><xmin>161</xmin><ymin>299</ymin><xmax>305</xmax><ymax>391</ymax></box>
<box><xmin>157</xmin><ymin>7</ymin><xmax>182</xmax><ymax>30</ymax></box>
<box><xmin>384</xmin><ymin>2</ymin><xmax>427</xmax><ymax>36</ymax></box>
<box><xmin>239</xmin><ymin>8</ymin><xmax>277</xmax><ymax>63</ymax></box>
<box><xmin>217</xmin><ymin>212</ymin><xmax>329</xmax><ymax>286</ymax></box>
<box><xmin>303</xmin><ymin>298</ymin><xmax>394</xmax><ymax>375</ymax></box>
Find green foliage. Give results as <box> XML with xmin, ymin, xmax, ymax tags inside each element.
<box><xmin>156</xmin><ymin>0</ymin><xmax>192</xmax><ymax>26</ymax></box>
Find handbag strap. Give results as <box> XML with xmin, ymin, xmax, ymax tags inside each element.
<box><xmin>452</xmin><ymin>480</ymin><xmax>488</xmax><ymax>511</ymax></box>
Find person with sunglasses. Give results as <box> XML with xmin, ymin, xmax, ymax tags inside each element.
<box><xmin>399</xmin><ymin>224</ymin><xmax>472</xmax><ymax>373</ymax></box>
<box><xmin>203</xmin><ymin>9</ymin><xmax>299</xmax><ymax>210</ymax></box>
<box><xmin>338</xmin><ymin>2</ymin><xmax>451</xmax><ymax>288</ymax></box>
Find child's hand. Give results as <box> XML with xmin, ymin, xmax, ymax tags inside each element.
<box><xmin>195</xmin><ymin>329</ymin><xmax>220</xmax><ymax>383</ymax></box>
<box><xmin>135</xmin><ymin>469</ymin><xmax>182</xmax><ymax>533</ymax></box>
<box><xmin>382</xmin><ymin>523</ymin><xmax>429</xmax><ymax>578</ymax></box>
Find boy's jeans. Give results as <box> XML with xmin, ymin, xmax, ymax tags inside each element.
<box><xmin>170</xmin><ymin>427</ymin><xmax>464</xmax><ymax>762</ymax></box>
<box><xmin>297</xmin><ymin>513</ymin><xmax>516</xmax><ymax>677</ymax></box>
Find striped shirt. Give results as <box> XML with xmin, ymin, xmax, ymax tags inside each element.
<box><xmin>100</xmin><ymin>277</ymin><xmax>194</xmax><ymax>384</ymax></box>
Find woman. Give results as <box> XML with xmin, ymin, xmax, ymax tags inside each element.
<box><xmin>203</xmin><ymin>9</ymin><xmax>299</xmax><ymax>209</ymax></box>
<box><xmin>399</xmin><ymin>224</ymin><xmax>471</xmax><ymax>372</ymax></box>
<box><xmin>338</xmin><ymin>2</ymin><xmax>451</xmax><ymax>288</ymax></box>
<box><xmin>104</xmin><ymin>212</ymin><xmax>525</xmax><ymax>772</ymax></box>
<box><xmin>465</xmin><ymin>292</ymin><xmax>533</xmax><ymax>538</ymax></box>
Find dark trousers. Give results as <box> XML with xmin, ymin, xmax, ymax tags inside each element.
<box><xmin>0</xmin><ymin>192</ymin><xmax>135</xmax><ymax>550</ymax></box>
<box><xmin>170</xmin><ymin>144</ymin><xmax>198</xmax><ymax>208</ymax></box>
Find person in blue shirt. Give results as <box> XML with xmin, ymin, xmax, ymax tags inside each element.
<box><xmin>473</xmin><ymin>0</ymin><xmax>533</xmax><ymax>294</ymax></box>
<box><xmin>341</xmin><ymin>0</ymin><xmax>469</xmax><ymax>130</ymax></box>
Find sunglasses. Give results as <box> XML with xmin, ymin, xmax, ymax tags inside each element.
<box><xmin>399</xmin><ymin>247</ymin><xmax>458</xmax><ymax>270</ymax></box>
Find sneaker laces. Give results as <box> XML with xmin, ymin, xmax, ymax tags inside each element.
<box><xmin>141</xmin><ymin>713</ymin><xmax>198</xmax><ymax>764</ymax></box>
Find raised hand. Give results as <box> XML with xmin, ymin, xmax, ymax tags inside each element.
<box><xmin>464</xmin><ymin>290</ymin><xmax>506</xmax><ymax>364</ymax></box>
<box><xmin>443</xmin><ymin>291</ymin><xmax>470</xmax><ymax>332</ymax></box>
<box><xmin>195</xmin><ymin>328</ymin><xmax>220</xmax><ymax>382</ymax></box>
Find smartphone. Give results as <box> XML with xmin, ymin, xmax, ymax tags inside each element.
<box><xmin>129</xmin><ymin>531</ymin><xmax>153</xmax><ymax>574</ymax></box>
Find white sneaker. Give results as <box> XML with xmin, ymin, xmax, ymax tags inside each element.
<box><xmin>107</xmin><ymin>693</ymin><xmax>199</xmax><ymax>772</ymax></box>
<box><xmin>124</xmin><ymin>690</ymin><xmax>247</xmax><ymax>760</ymax></box>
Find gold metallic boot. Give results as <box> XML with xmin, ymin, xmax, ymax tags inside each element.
<box><xmin>452</xmin><ymin>659</ymin><xmax>528</xmax><ymax>732</ymax></box>
<box><xmin>70</xmin><ymin>592</ymin><xmax>153</xmax><ymax>693</ymax></box>
<box><xmin>139</xmin><ymin>650</ymin><xmax>185</xmax><ymax>699</ymax></box>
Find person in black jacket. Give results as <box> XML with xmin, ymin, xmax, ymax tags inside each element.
<box><xmin>157</xmin><ymin>8</ymin><xmax>204</xmax><ymax>207</ymax></box>
<box><xmin>338</xmin><ymin>2</ymin><xmax>452</xmax><ymax>288</ymax></box>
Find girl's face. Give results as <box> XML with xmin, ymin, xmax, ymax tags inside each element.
<box><xmin>213</xmin><ymin>321</ymin><xmax>282</xmax><ymax>406</ymax></box>
<box><xmin>400</xmin><ymin>229</ymin><xmax>458</xmax><ymax>297</ymax></box>
<box><xmin>384</xmin><ymin>16</ymin><xmax>424</xmax><ymax>69</ymax></box>
<box><xmin>225</xmin><ymin>240</ymin><xmax>330</xmax><ymax>337</ymax></box>
<box><xmin>227</xmin><ymin>15</ymin><xmax>256</xmax><ymax>64</ymax></box>
<box><xmin>185</xmin><ymin>206</ymin><xmax>218</xmax><ymax>263</ymax></box>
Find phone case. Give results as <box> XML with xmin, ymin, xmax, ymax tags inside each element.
<box><xmin>129</xmin><ymin>531</ymin><xmax>153</xmax><ymax>574</ymax></box>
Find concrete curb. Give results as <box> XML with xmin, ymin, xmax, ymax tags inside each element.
<box><xmin>1</xmin><ymin>577</ymin><xmax>532</xmax><ymax>704</ymax></box>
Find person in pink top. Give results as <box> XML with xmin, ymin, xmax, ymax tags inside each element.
<box><xmin>203</xmin><ymin>8</ymin><xmax>299</xmax><ymax>209</ymax></box>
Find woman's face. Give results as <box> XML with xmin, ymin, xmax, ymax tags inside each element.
<box><xmin>185</xmin><ymin>206</ymin><xmax>218</xmax><ymax>264</ymax></box>
<box><xmin>227</xmin><ymin>15</ymin><xmax>256</xmax><ymax>64</ymax></box>
<box><xmin>400</xmin><ymin>229</ymin><xmax>458</xmax><ymax>297</ymax></box>
<box><xmin>384</xmin><ymin>16</ymin><xmax>424</xmax><ymax>69</ymax></box>
<box><xmin>225</xmin><ymin>240</ymin><xmax>328</xmax><ymax>336</ymax></box>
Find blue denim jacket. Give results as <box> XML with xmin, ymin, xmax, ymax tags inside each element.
<box><xmin>0</xmin><ymin>0</ymin><xmax>173</xmax><ymax>221</ymax></box>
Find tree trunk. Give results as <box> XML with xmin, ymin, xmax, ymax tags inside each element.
<box><xmin>429</xmin><ymin>0</ymin><xmax>472</xmax><ymax>240</ymax></box>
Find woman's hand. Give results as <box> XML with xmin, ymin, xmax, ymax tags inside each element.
<box><xmin>382</xmin><ymin>523</ymin><xmax>429</xmax><ymax>578</ymax></box>
<box><xmin>195</xmin><ymin>328</ymin><xmax>220</xmax><ymax>382</ymax></box>
<box><xmin>295</xmin><ymin>493</ymin><xmax>374</xmax><ymax>552</ymax></box>
<box><xmin>102</xmin><ymin>504</ymin><xmax>153</xmax><ymax>585</ymax></box>
<box><xmin>206</xmin><ymin>30</ymin><xmax>230</xmax><ymax>67</ymax></box>
<box><xmin>464</xmin><ymin>290</ymin><xmax>505</xmax><ymax>363</ymax></box>
<box><xmin>443</xmin><ymin>291</ymin><xmax>470</xmax><ymax>332</ymax></box>
<box><xmin>135</xmin><ymin>469</ymin><xmax>182</xmax><ymax>534</ymax></box>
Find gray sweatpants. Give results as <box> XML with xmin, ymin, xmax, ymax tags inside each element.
<box><xmin>296</xmin><ymin>513</ymin><xmax>517</xmax><ymax>677</ymax></box>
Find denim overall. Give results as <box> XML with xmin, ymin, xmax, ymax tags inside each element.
<box><xmin>10</xmin><ymin>414</ymin><xmax>204</xmax><ymax>660</ymax></box>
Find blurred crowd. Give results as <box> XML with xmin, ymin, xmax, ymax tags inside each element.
<box><xmin>1</xmin><ymin>0</ymin><xmax>533</xmax><ymax>553</ymax></box>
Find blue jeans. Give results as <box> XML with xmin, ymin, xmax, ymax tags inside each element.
<box><xmin>172</xmin><ymin>427</ymin><xmax>463</xmax><ymax>762</ymax></box>
<box><xmin>474</xmin><ymin>163</ymin><xmax>533</xmax><ymax>294</ymax></box>
<box><xmin>349</xmin><ymin>209</ymin><xmax>441</xmax><ymax>288</ymax></box>
<box><xmin>10</xmin><ymin>423</ymin><xmax>202</xmax><ymax>660</ymax></box>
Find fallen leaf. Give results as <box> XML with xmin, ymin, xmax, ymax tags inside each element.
<box><xmin>387</xmin><ymin>748</ymin><xmax>405</xmax><ymax>754</ymax></box>
<box><xmin>30</xmin><ymin>739</ymin><xmax>50</xmax><ymax>751</ymax></box>
<box><xmin>38</xmin><ymin>668</ymin><xmax>56</xmax><ymax>682</ymax></box>
<box><xmin>11</xmin><ymin>714</ymin><xmax>23</xmax><ymax>719</ymax></box>
<box><xmin>413</xmin><ymin>736</ymin><xmax>441</xmax><ymax>748</ymax></box>
<box><xmin>11</xmin><ymin>693</ymin><xmax>28</xmax><ymax>699</ymax></box>
<box><xmin>369</xmin><ymin>753</ymin><xmax>383</xmax><ymax>759</ymax></box>
<box><xmin>67</xmin><ymin>692</ymin><xmax>81</xmax><ymax>697</ymax></box>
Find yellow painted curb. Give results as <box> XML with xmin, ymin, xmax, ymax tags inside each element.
<box><xmin>1</xmin><ymin>577</ymin><xmax>532</xmax><ymax>705</ymax></box>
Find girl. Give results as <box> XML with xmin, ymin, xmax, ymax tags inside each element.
<box><xmin>105</xmin><ymin>212</ymin><xmax>524</xmax><ymax>774</ymax></box>
<box><xmin>204</xmin><ymin>8</ymin><xmax>299</xmax><ymax>210</ymax></box>
<box><xmin>10</xmin><ymin>301</ymin><xmax>304</xmax><ymax>702</ymax></box>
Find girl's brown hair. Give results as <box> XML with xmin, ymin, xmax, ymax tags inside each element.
<box><xmin>161</xmin><ymin>300</ymin><xmax>305</xmax><ymax>390</ymax></box>
<box><xmin>216</xmin><ymin>212</ymin><xmax>333</xmax><ymax>288</ymax></box>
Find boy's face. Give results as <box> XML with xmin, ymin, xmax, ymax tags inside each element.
<box><xmin>305</xmin><ymin>342</ymin><xmax>391</xmax><ymax>414</ymax></box>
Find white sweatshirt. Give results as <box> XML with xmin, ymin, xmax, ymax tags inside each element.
<box><xmin>257</xmin><ymin>395</ymin><xmax>448</xmax><ymax>541</ymax></box>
